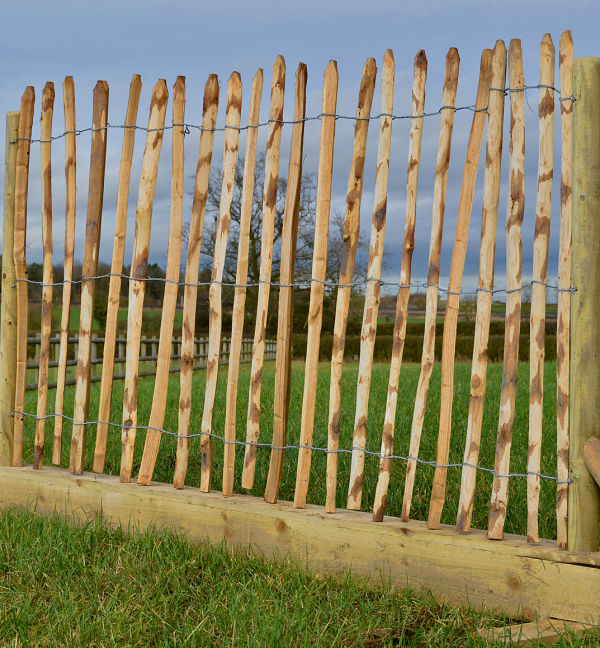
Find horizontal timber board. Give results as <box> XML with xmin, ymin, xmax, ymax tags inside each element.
<box><xmin>1</xmin><ymin>466</ymin><xmax>599</xmax><ymax>623</ymax></box>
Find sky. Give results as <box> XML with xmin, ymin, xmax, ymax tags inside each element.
<box><xmin>1</xmin><ymin>0</ymin><xmax>598</xmax><ymax>296</ymax></box>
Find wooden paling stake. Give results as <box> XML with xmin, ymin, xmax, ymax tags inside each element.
<box><xmin>262</xmin><ymin>64</ymin><xmax>308</xmax><ymax>503</ymax></box>
<box><xmin>12</xmin><ymin>87</ymin><xmax>35</xmax><ymax>467</ymax></box>
<box><xmin>372</xmin><ymin>50</ymin><xmax>431</xmax><ymax>521</ymax></box>
<box><xmin>456</xmin><ymin>42</ymin><xmax>506</xmax><ymax>532</ymax></box>
<box><xmin>93</xmin><ymin>75</ymin><xmax>142</xmax><ymax>474</ymax></box>
<box><xmin>69</xmin><ymin>81</ymin><xmax>109</xmax><ymax>475</ymax></box>
<box><xmin>173</xmin><ymin>75</ymin><xmax>219</xmax><ymax>489</ymax></box>
<box><xmin>488</xmin><ymin>40</ymin><xmax>526</xmax><ymax>540</ymax></box>
<box><xmin>321</xmin><ymin>58</ymin><xmax>376</xmax><ymax>513</ymax></box>
<box><xmin>427</xmin><ymin>48</ymin><xmax>493</xmax><ymax>529</ymax></box>
<box><xmin>137</xmin><ymin>77</ymin><xmax>186</xmax><ymax>485</ymax></box>
<box><xmin>119</xmin><ymin>80</ymin><xmax>168</xmax><ymax>482</ymax></box>
<box><xmin>240</xmin><ymin>56</ymin><xmax>286</xmax><ymax>489</ymax></box>
<box><xmin>346</xmin><ymin>51</ymin><xmax>394</xmax><ymax>511</ymax></box>
<box><xmin>199</xmin><ymin>72</ymin><xmax>242</xmax><ymax>492</ymax></box>
<box><xmin>33</xmin><ymin>82</ymin><xmax>55</xmax><ymax>469</ymax></box>
<box><xmin>222</xmin><ymin>69</ymin><xmax>264</xmax><ymax>497</ymax></box>
<box><xmin>556</xmin><ymin>30</ymin><xmax>573</xmax><ymax>549</ymax></box>
<box><xmin>293</xmin><ymin>60</ymin><xmax>339</xmax><ymax>509</ymax></box>
<box><xmin>52</xmin><ymin>77</ymin><xmax>76</xmax><ymax>464</ymax></box>
<box><xmin>527</xmin><ymin>34</ymin><xmax>555</xmax><ymax>544</ymax></box>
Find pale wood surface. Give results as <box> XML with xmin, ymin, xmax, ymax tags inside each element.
<box><xmin>372</xmin><ymin>49</ymin><xmax>431</xmax><ymax>521</ymax></box>
<box><xmin>488</xmin><ymin>40</ymin><xmax>526</xmax><ymax>540</ymax></box>
<box><xmin>427</xmin><ymin>50</ymin><xmax>493</xmax><ymax>529</ymax></box>
<box><xmin>263</xmin><ymin>63</ymin><xmax>308</xmax><ymax>503</ymax></box>
<box><xmin>583</xmin><ymin>437</ymin><xmax>600</xmax><ymax>490</ymax></box>
<box><xmin>293</xmin><ymin>60</ymin><xmax>339</xmax><ymax>508</ymax></box>
<box><xmin>33</xmin><ymin>82</ymin><xmax>55</xmax><ymax>469</ymax></box>
<box><xmin>241</xmin><ymin>57</ymin><xmax>286</xmax><ymax>489</ymax></box>
<box><xmin>94</xmin><ymin>75</ymin><xmax>142</xmax><ymax>474</ymax></box>
<box><xmin>12</xmin><ymin>86</ymin><xmax>35</xmax><ymax>467</ymax></box>
<box><xmin>527</xmin><ymin>34</ymin><xmax>555</xmax><ymax>544</ymax></box>
<box><xmin>119</xmin><ymin>80</ymin><xmax>167</xmax><ymax>482</ymax></box>
<box><xmin>173</xmin><ymin>75</ymin><xmax>219</xmax><ymax>489</ymax></box>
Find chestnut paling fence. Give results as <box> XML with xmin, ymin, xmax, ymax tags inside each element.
<box><xmin>0</xmin><ymin>32</ymin><xmax>580</xmax><ymax>549</ymax></box>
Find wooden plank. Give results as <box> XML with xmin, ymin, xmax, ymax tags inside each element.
<box><xmin>173</xmin><ymin>75</ymin><xmax>219</xmax><ymax>489</ymax></box>
<box><xmin>12</xmin><ymin>86</ymin><xmax>35</xmax><ymax>467</ymax></box>
<box><xmin>136</xmin><ymin>77</ymin><xmax>186</xmax><ymax>485</ymax></box>
<box><xmin>69</xmin><ymin>81</ymin><xmax>109</xmax><ymax>475</ymax></box>
<box><xmin>3</xmin><ymin>464</ymin><xmax>600</xmax><ymax>625</ymax></box>
<box><xmin>488</xmin><ymin>40</ymin><xmax>526</xmax><ymax>540</ymax></box>
<box><xmin>199</xmin><ymin>72</ymin><xmax>243</xmax><ymax>492</ymax></box>
<box><xmin>556</xmin><ymin>30</ymin><xmax>573</xmax><ymax>549</ymax></box>
<box><xmin>0</xmin><ymin>112</ymin><xmax>19</xmax><ymax>466</ymax></box>
<box><xmin>322</xmin><ymin>58</ymin><xmax>376</xmax><ymax>513</ymax></box>
<box><xmin>583</xmin><ymin>437</ymin><xmax>600</xmax><ymax>489</ymax></box>
<box><xmin>293</xmin><ymin>60</ymin><xmax>339</xmax><ymax>508</ymax></box>
<box><xmin>93</xmin><ymin>75</ymin><xmax>142</xmax><ymax>474</ymax></box>
<box><xmin>372</xmin><ymin>49</ymin><xmax>431</xmax><ymax>521</ymax></box>
<box><xmin>263</xmin><ymin>63</ymin><xmax>308</xmax><ymax>504</ymax></box>
<box><xmin>455</xmin><ymin>42</ymin><xmax>506</xmax><ymax>532</ymax></box>
<box><xmin>480</xmin><ymin>620</ymin><xmax>589</xmax><ymax>646</ymax></box>
<box><xmin>427</xmin><ymin>49</ymin><xmax>493</xmax><ymax>529</ymax></box>
<box><xmin>52</xmin><ymin>77</ymin><xmax>76</xmax><ymax>464</ymax></box>
<box><xmin>119</xmin><ymin>80</ymin><xmax>168</xmax><ymax>482</ymax></box>
<box><xmin>33</xmin><ymin>82</ymin><xmax>55</xmax><ymax>469</ymax></box>
<box><xmin>241</xmin><ymin>56</ymin><xmax>286</xmax><ymax>490</ymax></box>
<box><xmin>527</xmin><ymin>34</ymin><xmax>555</xmax><ymax>543</ymax></box>
<box><xmin>222</xmin><ymin>69</ymin><xmax>263</xmax><ymax>497</ymax></box>
<box><xmin>345</xmin><ymin>51</ymin><xmax>393</xmax><ymax>511</ymax></box>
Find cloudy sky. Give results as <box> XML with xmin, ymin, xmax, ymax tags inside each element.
<box><xmin>1</xmin><ymin>0</ymin><xmax>597</xmax><ymax>295</ymax></box>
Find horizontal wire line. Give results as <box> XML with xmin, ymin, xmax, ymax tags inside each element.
<box><xmin>12</xmin><ymin>410</ymin><xmax>570</xmax><ymax>484</ymax></box>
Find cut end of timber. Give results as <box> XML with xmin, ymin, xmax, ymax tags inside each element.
<box><xmin>174</xmin><ymin>76</ymin><xmax>186</xmax><ymax>91</ymax></box>
<box><xmin>414</xmin><ymin>50</ymin><xmax>427</xmax><ymax>68</ymax></box>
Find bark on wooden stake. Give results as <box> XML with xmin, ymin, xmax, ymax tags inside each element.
<box><xmin>173</xmin><ymin>75</ymin><xmax>219</xmax><ymax>489</ymax></box>
<box><xmin>12</xmin><ymin>87</ymin><xmax>35</xmax><ymax>467</ymax></box>
<box><xmin>488</xmin><ymin>40</ymin><xmax>526</xmax><ymax>540</ymax></box>
<box><xmin>263</xmin><ymin>63</ymin><xmax>308</xmax><ymax>503</ymax></box>
<box><xmin>291</xmin><ymin>61</ymin><xmax>338</xmax><ymax>508</ymax></box>
<box><xmin>346</xmin><ymin>51</ymin><xmax>394</xmax><ymax>511</ymax></box>
<box><xmin>527</xmin><ymin>34</ymin><xmax>555</xmax><ymax>544</ymax></box>
<box><xmin>93</xmin><ymin>75</ymin><xmax>142</xmax><ymax>474</ymax></box>
<box><xmin>426</xmin><ymin>48</ymin><xmax>493</xmax><ymax>529</ymax></box>
<box><xmin>241</xmin><ymin>57</ymin><xmax>286</xmax><ymax>490</ymax></box>
<box><xmin>52</xmin><ymin>77</ymin><xmax>76</xmax><ymax>464</ymax></box>
<box><xmin>222</xmin><ymin>69</ymin><xmax>263</xmax><ymax>497</ymax></box>
<box><xmin>119</xmin><ymin>80</ymin><xmax>167</xmax><ymax>482</ymax></box>
<box><xmin>456</xmin><ymin>42</ymin><xmax>506</xmax><ymax>532</ymax></box>
<box><xmin>33</xmin><ymin>82</ymin><xmax>55</xmax><ymax>469</ymax></box>
<box><xmin>199</xmin><ymin>72</ymin><xmax>243</xmax><ymax>492</ymax></box>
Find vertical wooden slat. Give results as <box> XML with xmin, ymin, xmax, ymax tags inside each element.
<box><xmin>173</xmin><ymin>75</ymin><xmax>219</xmax><ymax>489</ymax></box>
<box><xmin>528</xmin><ymin>34</ymin><xmax>555</xmax><ymax>543</ymax></box>
<box><xmin>322</xmin><ymin>58</ymin><xmax>376</xmax><ymax>513</ymax></box>
<box><xmin>199</xmin><ymin>72</ymin><xmax>243</xmax><ymax>492</ymax></box>
<box><xmin>376</xmin><ymin>49</ymin><xmax>449</xmax><ymax>523</ymax></box>
<box><xmin>263</xmin><ymin>63</ymin><xmax>308</xmax><ymax>504</ymax></box>
<box><xmin>456</xmin><ymin>42</ymin><xmax>506</xmax><ymax>532</ymax></box>
<box><xmin>488</xmin><ymin>40</ymin><xmax>526</xmax><ymax>540</ymax></box>
<box><xmin>93</xmin><ymin>74</ymin><xmax>142</xmax><ymax>474</ymax></box>
<box><xmin>69</xmin><ymin>81</ymin><xmax>109</xmax><ymax>474</ymax></box>
<box><xmin>240</xmin><ymin>56</ymin><xmax>286</xmax><ymax>490</ymax></box>
<box><xmin>427</xmin><ymin>49</ymin><xmax>493</xmax><ymax>529</ymax></box>
<box><xmin>222</xmin><ymin>69</ymin><xmax>263</xmax><ymax>497</ymax></box>
<box><xmin>12</xmin><ymin>87</ymin><xmax>35</xmax><ymax>467</ymax></box>
<box><xmin>346</xmin><ymin>51</ymin><xmax>394</xmax><ymax>511</ymax></box>
<box><xmin>556</xmin><ymin>30</ymin><xmax>573</xmax><ymax>549</ymax></box>
<box><xmin>52</xmin><ymin>77</ymin><xmax>76</xmax><ymax>464</ymax></box>
<box><xmin>137</xmin><ymin>77</ymin><xmax>186</xmax><ymax>485</ymax></box>
<box><xmin>293</xmin><ymin>60</ymin><xmax>339</xmax><ymax>509</ymax></box>
<box><xmin>33</xmin><ymin>82</ymin><xmax>55</xmax><ymax>469</ymax></box>
<box><xmin>119</xmin><ymin>80</ymin><xmax>168</xmax><ymax>482</ymax></box>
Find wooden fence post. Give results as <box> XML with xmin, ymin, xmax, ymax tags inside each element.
<box><xmin>569</xmin><ymin>57</ymin><xmax>600</xmax><ymax>552</ymax></box>
<box><xmin>0</xmin><ymin>112</ymin><xmax>19</xmax><ymax>466</ymax></box>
